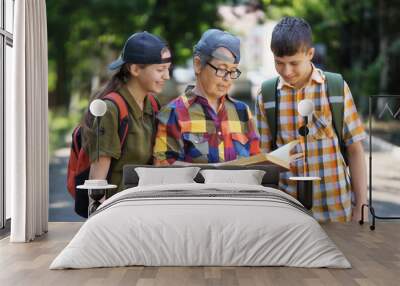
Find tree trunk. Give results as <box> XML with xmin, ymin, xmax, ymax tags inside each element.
<box><xmin>378</xmin><ymin>0</ymin><xmax>388</xmax><ymax>95</ymax></box>
<box><xmin>49</xmin><ymin>43</ymin><xmax>71</xmax><ymax>109</ymax></box>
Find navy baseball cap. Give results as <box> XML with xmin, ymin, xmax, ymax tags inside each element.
<box><xmin>108</xmin><ymin>31</ymin><xmax>171</xmax><ymax>70</ymax></box>
<box><xmin>194</xmin><ymin>29</ymin><xmax>240</xmax><ymax>64</ymax></box>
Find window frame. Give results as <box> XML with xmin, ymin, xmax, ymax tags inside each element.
<box><xmin>1</xmin><ymin>0</ymin><xmax>14</xmax><ymax>230</ymax></box>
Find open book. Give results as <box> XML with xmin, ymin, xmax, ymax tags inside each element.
<box><xmin>215</xmin><ymin>140</ymin><xmax>299</xmax><ymax>170</ymax></box>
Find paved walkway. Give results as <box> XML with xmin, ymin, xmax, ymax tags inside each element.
<box><xmin>49</xmin><ymin>137</ymin><xmax>400</xmax><ymax>222</ymax></box>
<box><xmin>367</xmin><ymin>147</ymin><xmax>400</xmax><ymax>217</ymax></box>
<box><xmin>49</xmin><ymin>148</ymin><xmax>84</xmax><ymax>222</ymax></box>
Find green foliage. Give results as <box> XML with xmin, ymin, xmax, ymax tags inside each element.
<box><xmin>47</xmin><ymin>0</ymin><xmax>223</xmax><ymax>108</ymax></box>
<box><xmin>262</xmin><ymin>0</ymin><xmax>387</xmax><ymax>115</ymax></box>
<box><xmin>48</xmin><ymin>59</ymin><xmax>57</xmax><ymax>92</ymax></box>
<box><xmin>47</xmin><ymin>0</ymin><xmax>226</xmax><ymax>155</ymax></box>
<box><xmin>343</xmin><ymin>58</ymin><xmax>382</xmax><ymax>115</ymax></box>
<box><xmin>48</xmin><ymin>96</ymin><xmax>88</xmax><ymax>156</ymax></box>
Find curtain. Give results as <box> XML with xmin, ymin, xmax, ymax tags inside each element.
<box><xmin>8</xmin><ymin>0</ymin><xmax>49</xmax><ymax>242</ymax></box>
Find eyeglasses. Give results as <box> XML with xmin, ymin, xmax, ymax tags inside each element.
<box><xmin>206</xmin><ymin>62</ymin><xmax>241</xmax><ymax>80</ymax></box>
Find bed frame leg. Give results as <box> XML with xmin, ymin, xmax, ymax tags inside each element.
<box><xmin>358</xmin><ymin>203</ymin><xmax>376</xmax><ymax>231</ymax></box>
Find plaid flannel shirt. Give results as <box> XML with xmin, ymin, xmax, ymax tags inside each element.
<box><xmin>255</xmin><ymin>67</ymin><xmax>366</xmax><ymax>222</ymax></box>
<box><xmin>154</xmin><ymin>86</ymin><xmax>260</xmax><ymax>165</ymax></box>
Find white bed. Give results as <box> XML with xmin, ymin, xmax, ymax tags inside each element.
<box><xmin>50</xmin><ymin>183</ymin><xmax>351</xmax><ymax>269</ymax></box>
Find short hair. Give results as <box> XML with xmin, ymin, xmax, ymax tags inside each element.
<box><xmin>271</xmin><ymin>17</ymin><xmax>312</xmax><ymax>57</ymax></box>
<box><xmin>194</xmin><ymin>51</ymin><xmax>211</xmax><ymax>68</ymax></box>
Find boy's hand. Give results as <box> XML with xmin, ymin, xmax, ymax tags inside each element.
<box><xmin>290</xmin><ymin>152</ymin><xmax>304</xmax><ymax>165</ymax></box>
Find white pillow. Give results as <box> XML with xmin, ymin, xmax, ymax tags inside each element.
<box><xmin>200</xmin><ymin>169</ymin><xmax>266</xmax><ymax>185</ymax></box>
<box><xmin>135</xmin><ymin>167</ymin><xmax>201</xmax><ymax>186</ymax></box>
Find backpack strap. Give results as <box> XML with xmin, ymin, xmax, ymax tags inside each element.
<box><xmin>147</xmin><ymin>93</ymin><xmax>160</xmax><ymax>129</ymax></box>
<box><xmin>72</xmin><ymin>126</ymin><xmax>82</xmax><ymax>157</ymax></box>
<box><xmin>148</xmin><ymin>94</ymin><xmax>160</xmax><ymax>113</ymax></box>
<box><xmin>261</xmin><ymin>77</ymin><xmax>279</xmax><ymax>150</ymax></box>
<box><xmin>103</xmin><ymin>92</ymin><xmax>130</xmax><ymax>147</ymax></box>
<box><xmin>147</xmin><ymin>94</ymin><xmax>160</xmax><ymax>162</ymax></box>
<box><xmin>324</xmin><ymin>71</ymin><xmax>348</xmax><ymax>165</ymax></box>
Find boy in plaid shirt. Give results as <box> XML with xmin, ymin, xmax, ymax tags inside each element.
<box><xmin>255</xmin><ymin>17</ymin><xmax>368</xmax><ymax>222</ymax></box>
<box><xmin>153</xmin><ymin>29</ymin><xmax>260</xmax><ymax>165</ymax></box>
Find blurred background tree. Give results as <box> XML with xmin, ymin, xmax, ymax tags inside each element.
<box><xmin>47</xmin><ymin>0</ymin><xmax>223</xmax><ymax>153</ymax></box>
<box><xmin>263</xmin><ymin>0</ymin><xmax>399</xmax><ymax>114</ymax></box>
<box><xmin>47</xmin><ymin>0</ymin><xmax>223</xmax><ymax>109</ymax></box>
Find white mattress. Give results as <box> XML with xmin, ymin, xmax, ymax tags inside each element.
<box><xmin>50</xmin><ymin>183</ymin><xmax>351</xmax><ymax>269</ymax></box>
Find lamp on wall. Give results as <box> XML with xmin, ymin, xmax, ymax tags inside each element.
<box><xmin>298</xmin><ymin>99</ymin><xmax>314</xmax><ymax>176</ymax></box>
<box><xmin>289</xmin><ymin>99</ymin><xmax>321</xmax><ymax>210</ymax></box>
<box><xmin>77</xmin><ymin>99</ymin><xmax>117</xmax><ymax>216</ymax></box>
<box><xmin>90</xmin><ymin>99</ymin><xmax>108</xmax><ymax>162</ymax></box>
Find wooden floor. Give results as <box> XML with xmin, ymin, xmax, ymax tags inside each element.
<box><xmin>0</xmin><ymin>222</ymin><xmax>399</xmax><ymax>286</ymax></box>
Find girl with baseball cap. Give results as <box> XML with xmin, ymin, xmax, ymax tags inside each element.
<box><xmin>82</xmin><ymin>31</ymin><xmax>171</xmax><ymax>198</ymax></box>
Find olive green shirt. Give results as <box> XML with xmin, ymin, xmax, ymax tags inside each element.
<box><xmin>86</xmin><ymin>86</ymin><xmax>158</xmax><ymax>196</ymax></box>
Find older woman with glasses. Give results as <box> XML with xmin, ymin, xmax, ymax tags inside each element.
<box><xmin>153</xmin><ymin>29</ymin><xmax>260</xmax><ymax>165</ymax></box>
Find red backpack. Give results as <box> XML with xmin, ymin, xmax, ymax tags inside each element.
<box><xmin>67</xmin><ymin>92</ymin><xmax>159</xmax><ymax>217</ymax></box>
